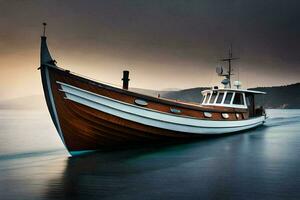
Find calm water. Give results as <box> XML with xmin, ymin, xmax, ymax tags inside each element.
<box><xmin>0</xmin><ymin>109</ymin><xmax>300</xmax><ymax>200</ymax></box>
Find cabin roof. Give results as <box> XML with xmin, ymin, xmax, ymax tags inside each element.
<box><xmin>201</xmin><ymin>88</ymin><xmax>266</xmax><ymax>95</ymax></box>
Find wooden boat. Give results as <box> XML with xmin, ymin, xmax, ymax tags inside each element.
<box><xmin>39</xmin><ymin>24</ymin><xmax>266</xmax><ymax>156</ymax></box>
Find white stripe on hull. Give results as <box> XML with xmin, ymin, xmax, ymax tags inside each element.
<box><xmin>58</xmin><ymin>81</ymin><xmax>265</xmax><ymax>134</ymax></box>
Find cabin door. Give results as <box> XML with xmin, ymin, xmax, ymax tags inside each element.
<box><xmin>246</xmin><ymin>94</ymin><xmax>255</xmax><ymax>117</ymax></box>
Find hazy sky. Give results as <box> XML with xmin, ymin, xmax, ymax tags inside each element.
<box><xmin>0</xmin><ymin>0</ymin><xmax>299</xmax><ymax>100</ymax></box>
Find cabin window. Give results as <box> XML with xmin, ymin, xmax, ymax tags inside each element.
<box><xmin>209</xmin><ymin>92</ymin><xmax>217</xmax><ymax>104</ymax></box>
<box><xmin>216</xmin><ymin>92</ymin><xmax>224</xmax><ymax>104</ymax></box>
<box><xmin>201</xmin><ymin>95</ymin><xmax>206</xmax><ymax>104</ymax></box>
<box><xmin>246</xmin><ymin>95</ymin><xmax>253</xmax><ymax>107</ymax></box>
<box><xmin>205</xmin><ymin>93</ymin><xmax>211</xmax><ymax>104</ymax></box>
<box><xmin>246</xmin><ymin>97</ymin><xmax>250</xmax><ymax>106</ymax></box>
<box><xmin>233</xmin><ymin>93</ymin><xmax>244</xmax><ymax>105</ymax></box>
<box><xmin>224</xmin><ymin>92</ymin><xmax>233</xmax><ymax>104</ymax></box>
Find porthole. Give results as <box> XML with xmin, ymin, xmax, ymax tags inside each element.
<box><xmin>134</xmin><ymin>99</ymin><xmax>148</xmax><ymax>106</ymax></box>
<box><xmin>170</xmin><ymin>108</ymin><xmax>181</xmax><ymax>114</ymax></box>
<box><xmin>204</xmin><ymin>112</ymin><xmax>212</xmax><ymax>118</ymax></box>
<box><xmin>222</xmin><ymin>113</ymin><xmax>229</xmax><ymax>119</ymax></box>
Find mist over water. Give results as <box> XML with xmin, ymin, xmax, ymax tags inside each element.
<box><xmin>0</xmin><ymin>109</ymin><xmax>300</xmax><ymax>199</ymax></box>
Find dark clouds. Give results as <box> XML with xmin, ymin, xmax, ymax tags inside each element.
<box><xmin>0</xmin><ymin>0</ymin><xmax>299</xmax><ymax>92</ymax></box>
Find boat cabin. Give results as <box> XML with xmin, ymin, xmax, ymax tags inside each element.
<box><xmin>201</xmin><ymin>88</ymin><xmax>266</xmax><ymax>117</ymax></box>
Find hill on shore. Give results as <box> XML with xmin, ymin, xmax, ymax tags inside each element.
<box><xmin>251</xmin><ymin>83</ymin><xmax>300</xmax><ymax>109</ymax></box>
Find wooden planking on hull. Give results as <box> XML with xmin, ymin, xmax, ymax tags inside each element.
<box><xmin>47</xmin><ymin>69</ymin><xmax>200</xmax><ymax>151</ymax></box>
<box><xmin>62</xmin><ymin>100</ymin><xmax>199</xmax><ymax>151</ymax></box>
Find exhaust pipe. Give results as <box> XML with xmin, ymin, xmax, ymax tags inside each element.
<box><xmin>122</xmin><ymin>70</ymin><xmax>130</xmax><ymax>90</ymax></box>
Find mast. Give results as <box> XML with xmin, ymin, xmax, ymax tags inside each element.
<box><xmin>220</xmin><ymin>45</ymin><xmax>239</xmax><ymax>88</ymax></box>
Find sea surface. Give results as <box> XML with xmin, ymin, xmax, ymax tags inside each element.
<box><xmin>0</xmin><ymin>109</ymin><xmax>300</xmax><ymax>200</ymax></box>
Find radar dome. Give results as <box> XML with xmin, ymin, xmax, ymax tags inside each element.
<box><xmin>234</xmin><ymin>81</ymin><xmax>242</xmax><ymax>89</ymax></box>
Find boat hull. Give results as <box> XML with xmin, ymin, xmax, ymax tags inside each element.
<box><xmin>40</xmin><ymin>66</ymin><xmax>265</xmax><ymax>155</ymax></box>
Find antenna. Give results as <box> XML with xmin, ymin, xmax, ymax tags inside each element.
<box><xmin>219</xmin><ymin>44</ymin><xmax>239</xmax><ymax>88</ymax></box>
<box><xmin>42</xmin><ymin>22</ymin><xmax>47</xmax><ymax>37</ymax></box>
